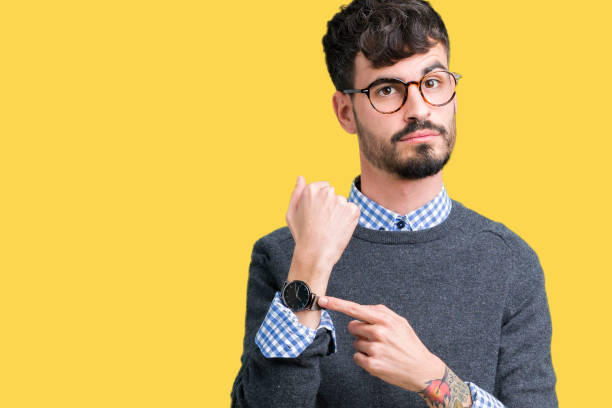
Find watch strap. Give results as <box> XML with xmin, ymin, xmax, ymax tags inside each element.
<box><xmin>308</xmin><ymin>293</ymin><xmax>323</xmax><ymax>311</ymax></box>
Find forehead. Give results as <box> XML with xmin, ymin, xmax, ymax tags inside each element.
<box><xmin>353</xmin><ymin>42</ymin><xmax>449</xmax><ymax>87</ymax></box>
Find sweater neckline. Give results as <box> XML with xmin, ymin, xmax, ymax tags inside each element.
<box><xmin>352</xmin><ymin>199</ymin><xmax>466</xmax><ymax>244</ymax></box>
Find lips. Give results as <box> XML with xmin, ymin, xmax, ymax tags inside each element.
<box><xmin>399</xmin><ymin>130</ymin><xmax>439</xmax><ymax>141</ymax></box>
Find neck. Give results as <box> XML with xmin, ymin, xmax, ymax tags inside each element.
<box><xmin>359</xmin><ymin>158</ymin><xmax>444</xmax><ymax>215</ymax></box>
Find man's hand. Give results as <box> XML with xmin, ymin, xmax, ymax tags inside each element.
<box><xmin>285</xmin><ymin>176</ymin><xmax>360</xmax><ymax>282</ymax></box>
<box><xmin>281</xmin><ymin>176</ymin><xmax>360</xmax><ymax>329</ymax></box>
<box><xmin>318</xmin><ymin>295</ymin><xmax>473</xmax><ymax>408</ymax></box>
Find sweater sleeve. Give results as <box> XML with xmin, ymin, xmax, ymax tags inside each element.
<box><xmin>231</xmin><ymin>237</ymin><xmax>336</xmax><ymax>407</ymax></box>
<box><xmin>494</xmin><ymin>238</ymin><xmax>558</xmax><ymax>407</ymax></box>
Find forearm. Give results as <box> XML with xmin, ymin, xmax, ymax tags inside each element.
<box><xmin>231</xmin><ymin>237</ymin><xmax>331</xmax><ymax>407</ymax></box>
<box><xmin>417</xmin><ymin>365</ymin><xmax>472</xmax><ymax>408</ymax></box>
<box><xmin>233</xmin><ymin>290</ymin><xmax>337</xmax><ymax>407</ymax></box>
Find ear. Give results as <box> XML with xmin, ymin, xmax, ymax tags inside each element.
<box><xmin>332</xmin><ymin>90</ymin><xmax>357</xmax><ymax>134</ymax></box>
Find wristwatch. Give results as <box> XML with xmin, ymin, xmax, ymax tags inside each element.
<box><xmin>280</xmin><ymin>280</ymin><xmax>324</xmax><ymax>312</ymax></box>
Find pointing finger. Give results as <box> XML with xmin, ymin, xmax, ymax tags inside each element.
<box><xmin>318</xmin><ymin>296</ymin><xmax>383</xmax><ymax>324</ymax></box>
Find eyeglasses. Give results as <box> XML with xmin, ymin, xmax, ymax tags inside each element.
<box><xmin>342</xmin><ymin>70</ymin><xmax>461</xmax><ymax>114</ymax></box>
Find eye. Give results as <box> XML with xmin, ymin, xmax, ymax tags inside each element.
<box><xmin>377</xmin><ymin>86</ymin><xmax>397</xmax><ymax>96</ymax></box>
<box><xmin>423</xmin><ymin>78</ymin><xmax>440</xmax><ymax>89</ymax></box>
<box><xmin>373</xmin><ymin>82</ymin><xmax>403</xmax><ymax>97</ymax></box>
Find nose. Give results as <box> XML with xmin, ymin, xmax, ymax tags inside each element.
<box><xmin>401</xmin><ymin>82</ymin><xmax>431</xmax><ymax>123</ymax></box>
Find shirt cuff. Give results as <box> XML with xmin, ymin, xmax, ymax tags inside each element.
<box><xmin>466</xmin><ymin>382</ymin><xmax>506</xmax><ymax>408</ymax></box>
<box><xmin>255</xmin><ymin>291</ymin><xmax>336</xmax><ymax>358</ymax></box>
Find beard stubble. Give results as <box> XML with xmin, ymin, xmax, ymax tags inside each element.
<box><xmin>355</xmin><ymin>113</ymin><xmax>456</xmax><ymax>180</ymax></box>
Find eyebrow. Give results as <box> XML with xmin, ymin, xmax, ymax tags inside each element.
<box><xmin>422</xmin><ymin>61</ymin><xmax>447</xmax><ymax>76</ymax></box>
<box><xmin>369</xmin><ymin>61</ymin><xmax>448</xmax><ymax>84</ymax></box>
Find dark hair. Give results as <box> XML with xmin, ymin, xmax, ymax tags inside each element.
<box><xmin>322</xmin><ymin>0</ymin><xmax>450</xmax><ymax>91</ymax></box>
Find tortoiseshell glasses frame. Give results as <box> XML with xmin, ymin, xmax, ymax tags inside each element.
<box><xmin>342</xmin><ymin>70</ymin><xmax>462</xmax><ymax>114</ymax></box>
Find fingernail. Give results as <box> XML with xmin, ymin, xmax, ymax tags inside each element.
<box><xmin>319</xmin><ymin>297</ymin><xmax>328</xmax><ymax>306</ymax></box>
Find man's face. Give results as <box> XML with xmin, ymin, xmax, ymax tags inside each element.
<box><xmin>350</xmin><ymin>42</ymin><xmax>456</xmax><ymax>180</ymax></box>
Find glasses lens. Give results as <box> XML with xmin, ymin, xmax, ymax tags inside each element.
<box><xmin>369</xmin><ymin>81</ymin><xmax>406</xmax><ymax>113</ymax></box>
<box><xmin>421</xmin><ymin>71</ymin><xmax>456</xmax><ymax>106</ymax></box>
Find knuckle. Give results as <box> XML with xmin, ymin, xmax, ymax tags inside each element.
<box><xmin>375</xmin><ymin>304</ymin><xmax>390</xmax><ymax>314</ymax></box>
<box><xmin>367</xmin><ymin>342</ymin><xmax>378</xmax><ymax>355</ymax></box>
<box><xmin>365</xmin><ymin>357</ymin><xmax>379</xmax><ymax>372</ymax></box>
<box><xmin>372</xmin><ymin>326</ymin><xmax>385</xmax><ymax>340</ymax></box>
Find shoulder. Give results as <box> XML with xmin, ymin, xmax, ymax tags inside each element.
<box><xmin>254</xmin><ymin>225</ymin><xmax>293</xmax><ymax>247</ymax></box>
<box><xmin>451</xmin><ymin>199</ymin><xmax>540</xmax><ymax>263</ymax></box>
<box><xmin>452</xmin><ymin>200</ymin><xmax>545</xmax><ymax>309</ymax></box>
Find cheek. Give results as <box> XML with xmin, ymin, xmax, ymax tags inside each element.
<box><xmin>434</xmin><ymin>107</ymin><xmax>455</xmax><ymax>130</ymax></box>
<box><xmin>355</xmin><ymin>105</ymin><xmax>402</xmax><ymax>136</ymax></box>
<box><xmin>353</xmin><ymin>98</ymin><xmax>374</xmax><ymax>123</ymax></box>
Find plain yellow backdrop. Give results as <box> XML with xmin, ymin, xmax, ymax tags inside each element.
<box><xmin>1</xmin><ymin>0</ymin><xmax>611</xmax><ymax>406</ymax></box>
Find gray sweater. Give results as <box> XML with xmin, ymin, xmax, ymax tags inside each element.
<box><xmin>231</xmin><ymin>200</ymin><xmax>557</xmax><ymax>407</ymax></box>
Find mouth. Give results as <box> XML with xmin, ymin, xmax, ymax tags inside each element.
<box><xmin>398</xmin><ymin>131</ymin><xmax>440</xmax><ymax>143</ymax></box>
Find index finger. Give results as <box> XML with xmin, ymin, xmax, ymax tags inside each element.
<box><xmin>318</xmin><ymin>296</ymin><xmax>383</xmax><ymax>324</ymax></box>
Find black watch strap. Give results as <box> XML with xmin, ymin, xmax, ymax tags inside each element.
<box><xmin>308</xmin><ymin>293</ymin><xmax>323</xmax><ymax>311</ymax></box>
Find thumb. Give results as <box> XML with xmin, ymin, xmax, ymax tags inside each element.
<box><xmin>287</xmin><ymin>175</ymin><xmax>306</xmax><ymax>217</ymax></box>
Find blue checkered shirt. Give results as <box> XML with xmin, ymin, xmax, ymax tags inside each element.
<box><xmin>255</xmin><ymin>176</ymin><xmax>505</xmax><ymax>408</ymax></box>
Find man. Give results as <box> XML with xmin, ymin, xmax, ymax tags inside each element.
<box><xmin>231</xmin><ymin>0</ymin><xmax>557</xmax><ymax>407</ymax></box>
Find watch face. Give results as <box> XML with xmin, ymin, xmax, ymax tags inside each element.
<box><xmin>283</xmin><ymin>281</ymin><xmax>311</xmax><ymax>311</ymax></box>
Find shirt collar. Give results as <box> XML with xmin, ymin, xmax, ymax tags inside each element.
<box><xmin>347</xmin><ymin>175</ymin><xmax>452</xmax><ymax>231</ymax></box>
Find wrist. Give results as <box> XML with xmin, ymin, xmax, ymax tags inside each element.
<box><xmin>290</xmin><ymin>247</ymin><xmax>334</xmax><ymax>280</ymax></box>
<box><xmin>416</xmin><ymin>356</ymin><xmax>473</xmax><ymax>408</ymax></box>
<box><xmin>283</xmin><ymin>253</ymin><xmax>330</xmax><ymax>329</ymax></box>
<box><xmin>417</xmin><ymin>353</ymin><xmax>446</xmax><ymax>391</ymax></box>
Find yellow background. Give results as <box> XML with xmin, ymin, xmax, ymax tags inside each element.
<box><xmin>1</xmin><ymin>0</ymin><xmax>610</xmax><ymax>406</ymax></box>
